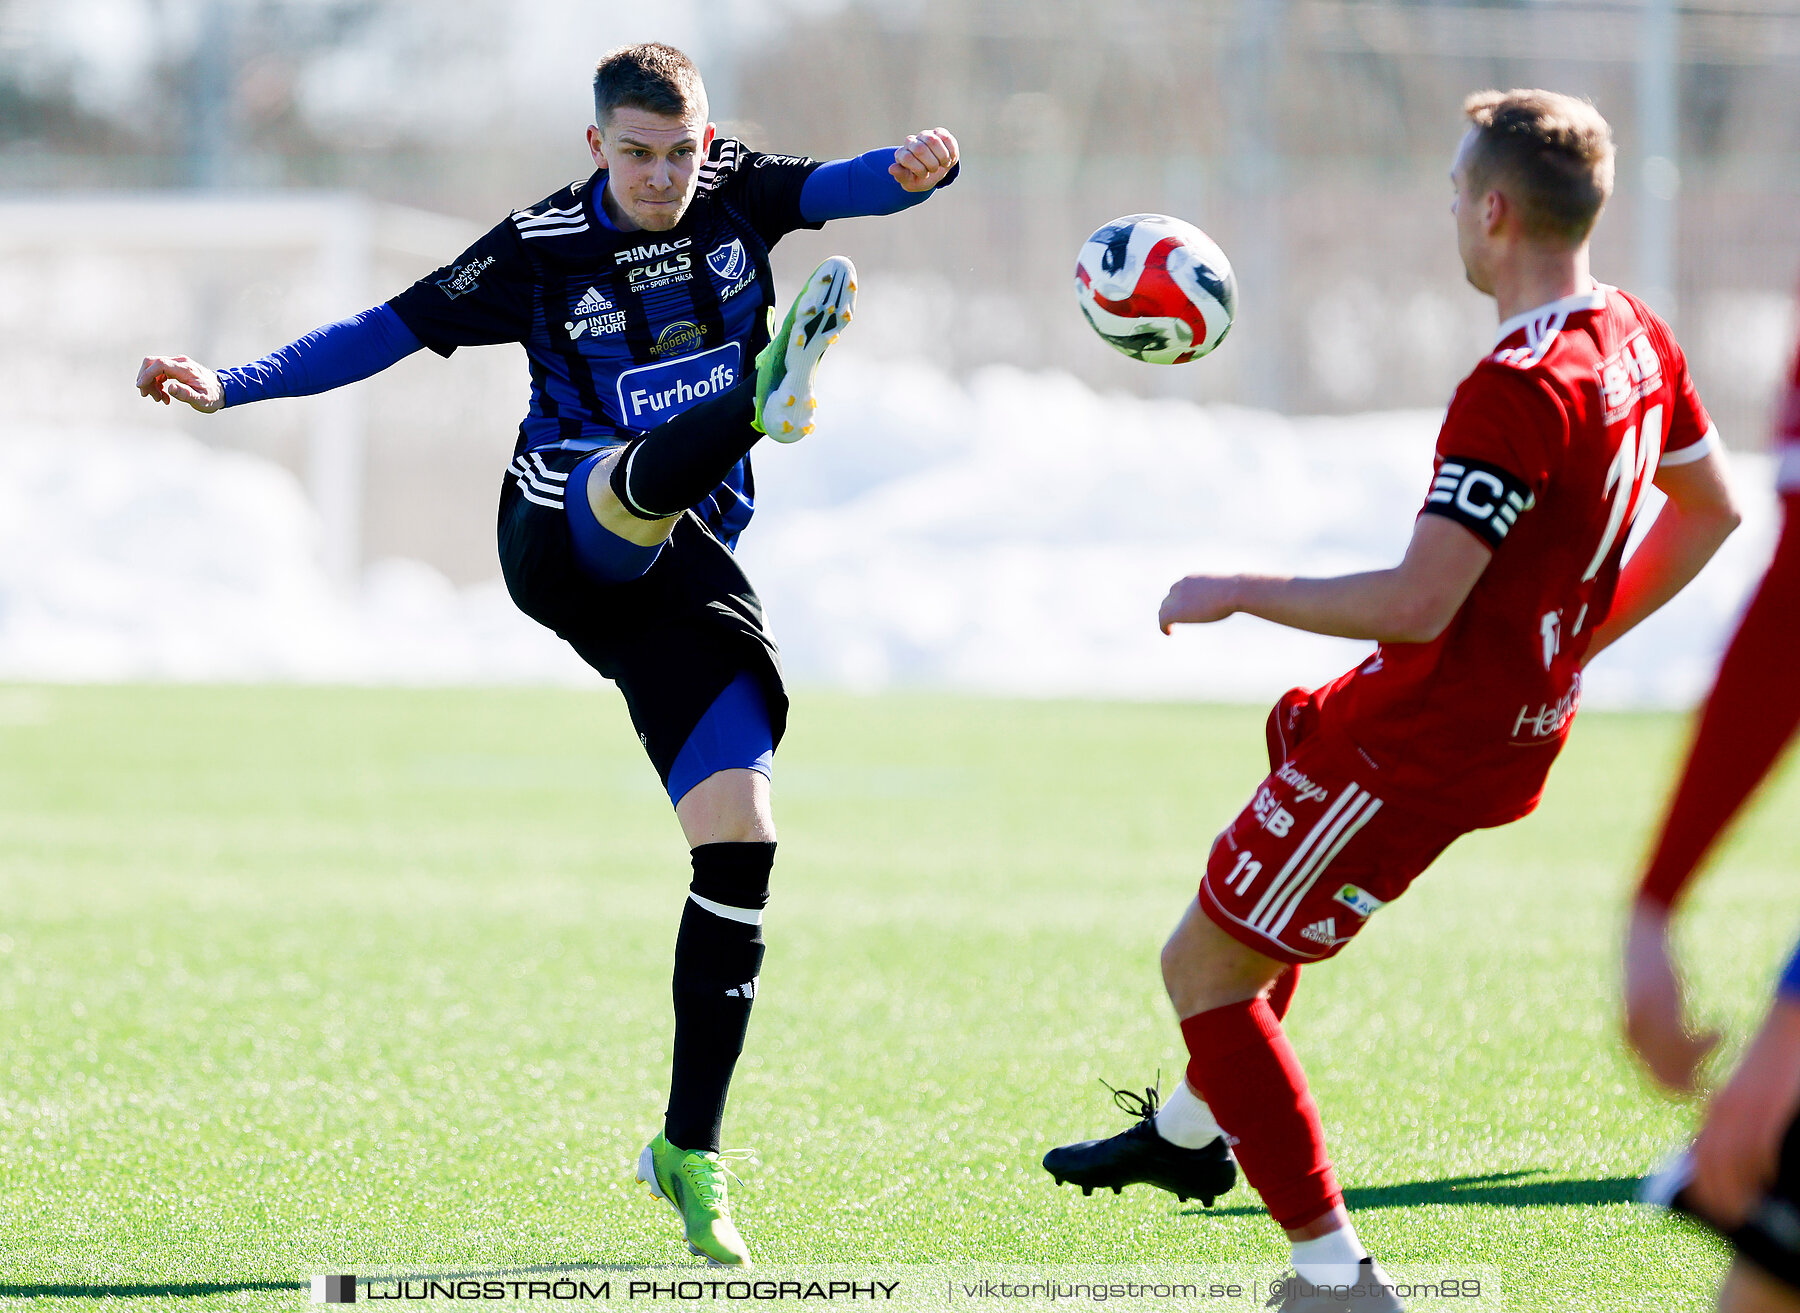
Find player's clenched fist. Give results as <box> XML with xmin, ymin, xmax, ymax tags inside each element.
<box><xmin>136</xmin><ymin>354</ymin><xmax>224</xmax><ymax>413</ymax></box>
<box><xmin>889</xmin><ymin>129</ymin><xmax>958</xmax><ymax>193</ymax></box>
<box><xmin>1159</xmin><ymin>575</ymin><xmax>1241</xmax><ymax>633</ymax></box>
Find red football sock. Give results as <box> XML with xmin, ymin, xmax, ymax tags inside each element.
<box><xmin>1268</xmin><ymin>966</ymin><xmax>1300</xmax><ymax>1021</ymax></box>
<box><xmin>1181</xmin><ymin>997</ymin><xmax>1340</xmax><ymax>1231</ymax></box>
<box><xmin>1640</xmin><ymin>493</ymin><xmax>1800</xmax><ymax>909</ymax></box>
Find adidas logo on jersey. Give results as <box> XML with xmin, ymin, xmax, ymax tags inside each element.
<box><xmin>566</xmin><ymin>286</ymin><xmax>627</xmax><ymax>341</ymax></box>
<box><xmin>1299</xmin><ymin>918</ymin><xmax>1337</xmax><ymax>946</ymax></box>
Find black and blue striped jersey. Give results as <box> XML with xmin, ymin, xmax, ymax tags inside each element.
<box><xmin>388</xmin><ymin>138</ymin><xmax>823</xmax><ymax>549</ymax></box>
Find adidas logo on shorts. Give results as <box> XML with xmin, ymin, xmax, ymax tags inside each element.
<box><xmin>1299</xmin><ymin>917</ymin><xmax>1337</xmax><ymax>946</ymax></box>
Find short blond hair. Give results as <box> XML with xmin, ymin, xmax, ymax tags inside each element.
<box><xmin>1463</xmin><ymin>89</ymin><xmax>1615</xmax><ymax>246</ymax></box>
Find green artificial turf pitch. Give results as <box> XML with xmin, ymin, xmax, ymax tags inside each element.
<box><xmin>0</xmin><ymin>685</ymin><xmax>1794</xmax><ymax>1311</ymax></box>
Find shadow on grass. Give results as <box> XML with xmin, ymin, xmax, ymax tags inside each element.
<box><xmin>0</xmin><ymin>1263</ymin><xmax>657</xmax><ymax>1300</ymax></box>
<box><xmin>1187</xmin><ymin>1169</ymin><xmax>1647</xmax><ymax>1217</ymax></box>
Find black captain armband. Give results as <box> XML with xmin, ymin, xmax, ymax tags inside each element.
<box><xmin>1421</xmin><ymin>456</ymin><xmax>1536</xmax><ymax>547</ymax></box>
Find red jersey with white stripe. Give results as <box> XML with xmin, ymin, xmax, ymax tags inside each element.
<box><xmin>1315</xmin><ymin>284</ymin><xmax>1717</xmax><ymax>826</ymax></box>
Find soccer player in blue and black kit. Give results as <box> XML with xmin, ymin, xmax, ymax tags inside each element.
<box><xmin>136</xmin><ymin>42</ymin><xmax>958</xmax><ymax>1268</ymax></box>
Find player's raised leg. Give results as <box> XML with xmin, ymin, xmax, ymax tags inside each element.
<box><xmin>753</xmin><ymin>255</ymin><xmax>856</xmax><ymax>441</ymax></box>
<box><xmin>571</xmin><ymin>257</ymin><xmax>858</xmax><ymax>586</ymax></box>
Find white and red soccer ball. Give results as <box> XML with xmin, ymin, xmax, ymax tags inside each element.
<box><xmin>1074</xmin><ymin>214</ymin><xmax>1237</xmax><ymax>365</ymax></box>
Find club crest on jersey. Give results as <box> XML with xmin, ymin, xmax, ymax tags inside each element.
<box><xmin>435</xmin><ymin>254</ymin><xmax>495</xmax><ymax>300</ymax></box>
<box><xmin>706</xmin><ymin>239</ymin><xmax>749</xmax><ymax>282</ymax></box>
<box><xmin>565</xmin><ymin>286</ymin><xmax>626</xmax><ymax>340</ymax></box>
<box><xmin>1598</xmin><ymin>332</ymin><xmax>1664</xmax><ymax>423</ymax></box>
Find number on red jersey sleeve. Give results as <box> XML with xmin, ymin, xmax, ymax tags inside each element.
<box><xmin>1420</xmin><ymin>365</ymin><xmax>1564</xmax><ymax>548</ymax></box>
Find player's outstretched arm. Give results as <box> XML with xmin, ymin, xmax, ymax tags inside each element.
<box><xmin>796</xmin><ymin>130</ymin><xmax>959</xmax><ymax>223</ymax></box>
<box><xmin>1584</xmin><ymin>445</ymin><xmax>1741</xmax><ymax>663</ymax></box>
<box><xmin>1159</xmin><ymin>515</ymin><xmax>1492</xmax><ymax>641</ymax></box>
<box><xmin>1623</xmin><ymin>490</ymin><xmax>1798</xmax><ymax>1093</ymax></box>
<box><xmin>135</xmin><ymin>305</ymin><xmax>424</xmax><ymax>415</ymax></box>
<box><xmin>136</xmin><ymin>355</ymin><xmax>224</xmax><ymax>413</ymax></box>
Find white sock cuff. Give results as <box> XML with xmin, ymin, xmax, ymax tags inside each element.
<box><xmin>1153</xmin><ymin>1079</ymin><xmax>1225</xmax><ymax>1149</ymax></box>
<box><xmin>1291</xmin><ymin>1227</ymin><xmax>1368</xmax><ymax>1286</ymax></box>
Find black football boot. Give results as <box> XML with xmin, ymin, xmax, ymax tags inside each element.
<box><xmin>1042</xmin><ymin>1079</ymin><xmax>1238</xmax><ymax>1206</ymax></box>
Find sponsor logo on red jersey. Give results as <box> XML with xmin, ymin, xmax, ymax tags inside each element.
<box><xmin>1598</xmin><ymin>331</ymin><xmax>1664</xmax><ymax>423</ymax></box>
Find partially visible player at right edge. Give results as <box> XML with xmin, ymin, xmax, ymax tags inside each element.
<box><xmin>1044</xmin><ymin>91</ymin><xmax>1742</xmax><ymax>1310</ymax></box>
<box><xmin>1627</xmin><ymin>282</ymin><xmax>1800</xmax><ymax>1313</ymax></box>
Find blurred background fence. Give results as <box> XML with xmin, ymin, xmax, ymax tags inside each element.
<box><xmin>0</xmin><ymin>0</ymin><xmax>1794</xmax><ymax>696</ymax></box>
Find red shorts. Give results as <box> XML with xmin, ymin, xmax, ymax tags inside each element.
<box><xmin>1199</xmin><ymin>688</ymin><xmax>1468</xmax><ymax>964</ymax></box>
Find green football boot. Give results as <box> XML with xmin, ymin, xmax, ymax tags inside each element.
<box><xmin>635</xmin><ymin>1132</ymin><xmax>754</xmax><ymax>1268</ymax></box>
<box><xmin>752</xmin><ymin>255</ymin><xmax>857</xmax><ymax>442</ymax></box>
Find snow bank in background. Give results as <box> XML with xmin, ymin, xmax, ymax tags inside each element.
<box><xmin>0</xmin><ymin>358</ymin><xmax>1780</xmax><ymax>706</ymax></box>
<box><xmin>746</xmin><ymin>358</ymin><xmax>1780</xmax><ymax>708</ymax></box>
<box><xmin>0</xmin><ymin>427</ymin><xmax>588</xmax><ymax>684</ymax></box>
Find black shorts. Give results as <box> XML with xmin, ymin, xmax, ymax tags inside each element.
<box><xmin>1669</xmin><ymin>1112</ymin><xmax>1800</xmax><ymax>1291</ymax></box>
<box><xmin>497</xmin><ymin>444</ymin><xmax>789</xmax><ymax>787</ymax></box>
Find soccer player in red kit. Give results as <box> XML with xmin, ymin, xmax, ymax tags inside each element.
<box><xmin>1045</xmin><ymin>89</ymin><xmax>1743</xmax><ymax>1307</ymax></box>
<box><xmin>1625</xmin><ymin>290</ymin><xmax>1800</xmax><ymax>1313</ymax></box>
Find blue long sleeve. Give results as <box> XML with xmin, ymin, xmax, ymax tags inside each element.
<box><xmin>799</xmin><ymin>147</ymin><xmax>957</xmax><ymax>222</ymax></box>
<box><xmin>219</xmin><ymin>303</ymin><xmax>424</xmax><ymax>407</ymax></box>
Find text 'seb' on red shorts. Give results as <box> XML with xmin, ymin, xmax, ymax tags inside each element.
<box><xmin>1198</xmin><ymin>687</ymin><xmax>1467</xmax><ymax>965</ymax></box>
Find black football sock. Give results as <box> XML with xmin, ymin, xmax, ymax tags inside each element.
<box><xmin>609</xmin><ymin>377</ymin><xmax>759</xmax><ymax>521</ymax></box>
<box><xmin>665</xmin><ymin>840</ymin><xmax>774</xmax><ymax>1152</ymax></box>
